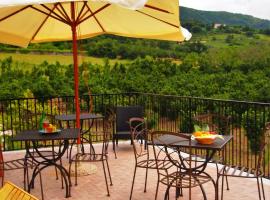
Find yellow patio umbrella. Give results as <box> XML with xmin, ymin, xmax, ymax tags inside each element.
<box><xmin>0</xmin><ymin>0</ymin><xmax>191</xmax><ymax>134</ymax></box>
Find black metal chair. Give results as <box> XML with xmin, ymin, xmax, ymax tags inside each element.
<box><xmin>217</xmin><ymin>122</ymin><xmax>269</xmax><ymax>200</ymax></box>
<box><xmin>151</xmin><ymin>131</ymin><xmax>216</xmax><ymax>200</ymax></box>
<box><xmin>113</xmin><ymin>106</ymin><xmax>143</xmax><ymax>157</ymax></box>
<box><xmin>69</xmin><ymin>113</ymin><xmax>113</xmax><ymax>196</ymax></box>
<box><xmin>192</xmin><ymin>113</ymin><xmax>231</xmax><ymax>189</ymax></box>
<box><xmin>129</xmin><ymin>118</ymin><xmax>174</xmax><ymax>200</ymax></box>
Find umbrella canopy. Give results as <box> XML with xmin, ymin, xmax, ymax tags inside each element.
<box><xmin>0</xmin><ymin>0</ymin><xmax>191</xmax><ymax>47</ymax></box>
<box><xmin>0</xmin><ymin>0</ymin><xmax>191</xmax><ymax>132</ymax></box>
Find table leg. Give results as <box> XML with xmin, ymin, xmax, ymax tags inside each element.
<box><xmin>26</xmin><ymin>140</ymin><xmax>71</xmax><ymax>198</ymax></box>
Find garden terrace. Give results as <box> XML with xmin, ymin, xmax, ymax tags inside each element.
<box><xmin>0</xmin><ymin>92</ymin><xmax>270</xmax><ymax>179</ymax></box>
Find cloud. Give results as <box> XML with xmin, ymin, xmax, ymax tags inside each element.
<box><xmin>181</xmin><ymin>0</ymin><xmax>270</xmax><ymax>20</ymax></box>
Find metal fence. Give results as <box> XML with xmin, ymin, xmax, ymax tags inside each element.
<box><xmin>0</xmin><ymin>92</ymin><xmax>269</xmax><ymax>178</ymax></box>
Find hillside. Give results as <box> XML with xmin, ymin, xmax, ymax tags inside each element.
<box><xmin>180</xmin><ymin>7</ymin><xmax>270</xmax><ymax>30</ymax></box>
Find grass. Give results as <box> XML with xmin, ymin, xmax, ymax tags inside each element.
<box><xmin>0</xmin><ymin>52</ymin><xmax>130</xmax><ymax>66</ymax></box>
<box><xmin>193</xmin><ymin>32</ymin><xmax>270</xmax><ymax>49</ymax></box>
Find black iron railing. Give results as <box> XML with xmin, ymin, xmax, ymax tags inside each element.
<box><xmin>0</xmin><ymin>92</ymin><xmax>269</xmax><ymax>178</ymax></box>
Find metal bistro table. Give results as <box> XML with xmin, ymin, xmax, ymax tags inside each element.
<box><xmin>152</xmin><ymin>134</ymin><xmax>232</xmax><ymax>200</ymax></box>
<box><xmin>12</xmin><ymin>128</ymin><xmax>80</xmax><ymax>198</ymax></box>
<box><xmin>55</xmin><ymin>113</ymin><xmax>104</xmax><ymax>155</ymax></box>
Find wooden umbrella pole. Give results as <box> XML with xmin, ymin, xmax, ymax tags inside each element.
<box><xmin>68</xmin><ymin>2</ymin><xmax>97</xmax><ymax>176</ymax></box>
<box><xmin>71</xmin><ymin>2</ymin><xmax>81</xmax><ymax>136</ymax></box>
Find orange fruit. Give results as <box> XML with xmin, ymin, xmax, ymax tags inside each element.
<box><xmin>193</xmin><ymin>131</ymin><xmax>202</xmax><ymax>137</ymax></box>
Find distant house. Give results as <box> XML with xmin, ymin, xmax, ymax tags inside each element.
<box><xmin>213</xmin><ymin>23</ymin><xmax>226</xmax><ymax>29</ymax></box>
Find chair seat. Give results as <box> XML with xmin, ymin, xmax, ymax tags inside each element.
<box><xmin>137</xmin><ymin>159</ymin><xmax>173</xmax><ymax>170</ymax></box>
<box><xmin>2</xmin><ymin>158</ymin><xmax>35</xmax><ymax>170</ymax></box>
<box><xmin>160</xmin><ymin>171</ymin><xmax>213</xmax><ymax>188</ymax></box>
<box><xmin>218</xmin><ymin>165</ymin><xmax>264</xmax><ymax>178</ymax></box>
<box><xmin>114</xmin><ymin>131</ymin><xmax>130</xmax><ymax>137</ymax></box>
<box><xmin>0</xmin><ymin>181</ymin><xmax>38</xmax><ymax>200</ymax></box>
<box><xmin>70</xmin><ymin>153</ymin><xmax>107</xmax><ymax>162</ymax></box>
<box><xmin>185</xmin><ymin>154</ymin><xmax>223</xmax><ymax>164</ymax></box>
<box><xmin>29</xmin><ymin>150</ymin><xmax>59</xmax><ymax>158</ymax></box>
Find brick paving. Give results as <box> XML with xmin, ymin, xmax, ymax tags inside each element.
<box><xmin>2</xmin><ymin>142</ymin><xmax>270</xmax><ymax>200</ymax></box>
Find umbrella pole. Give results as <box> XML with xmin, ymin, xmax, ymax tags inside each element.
<box><xmin>69</xmin><ymin>2</ymin><xmax>97</xmax><ymax>177</ymax></box>
<box><xmin>71</xmin><ymin>2</ymin><xmax>80</xmax><ymax>134</ymax></box>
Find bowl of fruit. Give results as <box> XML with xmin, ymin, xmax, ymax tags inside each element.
<box><xmin>192</xmin><ymin>131</ymin><xmax>223</xmax><ymax>145</ymax></box>
<box><xmin>39</xmin><ymin>124</ymin><xmax>59</xmax><ymax>134</ymax></box>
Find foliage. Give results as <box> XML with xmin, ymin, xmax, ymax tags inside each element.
<box><xmin>180</xmin><ymin>6</ymin><xmax>270</xmax><ymax>30</ymax></box>
<box><xmin>242</xmin><ymin>109</ymin><xmax>270</xmax><ymax>153</ymax></box>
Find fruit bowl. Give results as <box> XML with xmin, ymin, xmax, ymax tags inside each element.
<box><xmin>194</xmin><ymin>135</ymin><xmax>216</xmax><ymax>144</ymax></box>
<box><xmin>192</xmin><ymin>131</ymin><xmax>223</xmax><ymax>145</ymax></box>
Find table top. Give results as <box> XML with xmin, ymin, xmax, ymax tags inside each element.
<box><xmin>153</xmin><ymin>135</ymin><xmax>232</xmax><ymax>150</ymax></box>
<box><xmin>55</xmin><ymin>113</ymin><xmax>103</xmax><ymax>121</ymax></box>
<box><xmin>11</xmin><ymin>128</ymin><xmax>80</xmax><ymax>142</ymax></box>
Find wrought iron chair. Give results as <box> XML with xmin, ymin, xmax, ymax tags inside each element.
<box><xmin>0</xmin><ymin>181</ymin><xmax>39</xmax><ymax>200</ymax></box>
<box><xmin>192</xmin><ymin>113</ymin><xmax>231</xmax><ymax>188</ymax></box>
<box><xmin>113</xmin><ymin>106</ymin><xmax>143</xmax><ymax>157</ymax></box>
<box><xmin>217</xmin><ymin>122</ymin><xmax>269</xmax><ymax>200</ymax></box>
<box><xmin>129</xmin><ymin>118</ymin><xmax>174</xmax><ymax>200</ymax></box>
<box><xmin>69</xmin><ymin>113</ymin><xmax>113</xmax><ymax>196</ymax></box>
<box><xmin>151</xmin><ymin>131</ymin><xmax>216</xmax><ymax>200</ymax></box>
<box><xmin>0</xmin><ymin>143</ymin><xmax>44</xmax><ymax>200</ymax></box>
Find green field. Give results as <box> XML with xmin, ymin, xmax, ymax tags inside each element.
<box><xmin>0</xmin><ymin>52</ymin><xmax>129</xmax><ymax>66</ymax></box>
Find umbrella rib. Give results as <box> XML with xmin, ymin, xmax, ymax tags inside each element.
<box><xmin>85</xmin><ymin>4</ymin><xmax>105</xmax><ymax>32</ymax></box>
<box><xmin>0</xmin><ymin>6</ymin><xmax>30</xmax><ymax>22</ymax></box>
<box><xmin>78</xmin><ymin>3</ymin><xmax>111</xmax><ymax>25</ymax></box>
<box><xmin>77</xmin><ymin>7</ymin><xmax>89</xmax><ymax>24</ymax></box>
<box><xmin>55</xmin><ymin>3</ymin><xmax>71</xmax><ymax>24</ymax></box>
<box><xmin>58</xmin><ymin>3</ymin><xmax>72</xmax><ymax>23</ymax></box>
<box><xmin>41</xmin><ymin>4</ymin><xmax>69</xmax><ymax>24</ymax></box>
<box><xmin>30</xmin><ymin>5</ymin><xmax>69</xmax><ymax>25</ymax></box>
<box><xmin>144</xmin><ymin>4</ymin><xmax>172</xmax><ymax>14</ymax></box>
<box><xmin>30</xmin><ymin>5</ymin><xmax>57</xmax><ymax>41</ymax></box>
<box><xmin>75</xmin><ymin>1</ymin><xmax>87</xmax><ymax>23</ymax></box>
<box><xmin>136</xmin><ymin>10</ymin><xmax>179</xmax><ymax>28</ymax></box>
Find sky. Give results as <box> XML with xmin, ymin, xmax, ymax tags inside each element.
<box><xmin>181</xmin><ymin>0</ymin><xmax>270</xmax><ymax>20</ymax></box>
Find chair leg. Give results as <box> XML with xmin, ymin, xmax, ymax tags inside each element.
<box><xmin>154</xmin><ymin>174</ymin><xmax>160</xmax><ymax>200</ymax></box>
<box><xmin>225</xmin><ymin>176</ymin><xmax>229</xmax><ymax>190</ymax></box>
<box><xmin>221</xmin><ymin>174</ymin><xmax>225</xmax><ymax>200</ymax></box>
<box><xmin>68</xmin><ymin>159</ymin><xmax>73</xmax><ymax>187</ymax></box>
<box><xmin>257</xmin><ymin>177</ymin><xmax>262</xmax><ymax>200</ymax></box>
<box><xmin>216</xmin><ymin>175</ymin><xmax>220</xmax><ymax>200</ymax></box>
<box><xmin>105</xmin><ymin>159</ymin><xmax>113</xmax><ymax>186</ymax></box>
<box><xmin>102</xmin><ymin>160</ymin><xmax>110</xmax><ymax>196</ymax></box>
<box><xmin>129</xmin><ymin>166</ymin><xmax>137</xmax><ymax>200</ymax></box>
<box><xmin>60</xmin><ymin>158</ymin><xmax>64</xmax><ymax>189</ymax></box>
<box><xmin>38</xmin><ymin>167</ymin><xmax>44</xmax><ymax>200</ymax></box>
<box><xmin>113</xmin><ymin>139</ymin><xmax>117</xmax><ymax>159</ymax></box>
<box><xmin>260</xmin><ymin>177</ymin><xmax>265</xmax><ymax>200</ymax></box>
<box><xmin>164</xmin><ymin>185</ymin><xmax>170</xmax><ymax>200</ymax></box>
<box><xmin>164</xmin><ymin>177</ymin><xmax>176</xmax><ymax>200</ymax></box>
<box><xmin>144</xmin><ymin>166</ymin><xmax>149</xmax><ymax>192</ymax></box>
<box><xmin>194</xmin><ymin>176</ymin><xmax>207</xmax><ymax>200</ymax></box>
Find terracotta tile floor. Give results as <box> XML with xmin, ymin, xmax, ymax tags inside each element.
<box><xmin>2</xmin><ymin>142</ymin><xmax>270</xmax><ymax>200</ymax></box>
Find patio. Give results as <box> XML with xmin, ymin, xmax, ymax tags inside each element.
<box><xmin>3</xmin><ymin>142</ymin><xmax>270</xmax><ymax>200</ymax></box>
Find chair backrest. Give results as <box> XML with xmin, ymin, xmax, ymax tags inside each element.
<box><xmin>116</xmin><ymin>106</ymin><xmax>143</xmax><ymax>132</ymax></box>
<box><xmin>193</xmin><ymin>113</ymin><xmax>231</xmax><ymax>135</ymax></box>
<box><xmin>129</xmin><ymin>117</ymin><xmax>148</xmax><ymax>161</ymax></box>
<box><xmin>102</xmin><ymin>112</ymin><xmax>115</xmax><ymax>155</ymax></box>
<box><xmin>0</xmin><ymin>181</ymin><xmax>38</xmax><ymax>200</ymax></box>
<box><xmin>150</xmin><ymin>131</ymin><xmax>192</xmax><ymax>171</ymax></box>
<box><xmin>256</xmin><ymin>122</ymin><xmax>270</xmax><ymax>172</ymax></box>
